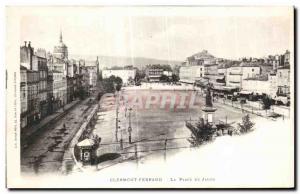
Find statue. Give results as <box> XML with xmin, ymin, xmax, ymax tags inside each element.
<box><xmin>205</xmin><ymin>85</ymin><xmax>213</xmax><ymax>107</ymax></box>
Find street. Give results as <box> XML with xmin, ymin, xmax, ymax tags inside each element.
<box><xmin>21</xmin><ymin>97</ymin><xmax>98</xmax><ymax>175</ymax></box>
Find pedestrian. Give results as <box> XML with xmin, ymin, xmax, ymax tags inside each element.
<box><xmin>33</xmin><ymin>156</ymin><xmax>39</xmax><ymax>174</ymax></box>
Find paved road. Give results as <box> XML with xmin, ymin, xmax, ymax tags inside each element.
<box><xmin>21</xmin><ymin>98</ymin><xmax>98</xmax><ymax>175</ymax></box>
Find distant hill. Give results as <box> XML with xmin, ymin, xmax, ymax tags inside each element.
<box><xmin>70</xmin><ymin>54</ymin><xmax>182</xmax><ymax>69</ymax></box>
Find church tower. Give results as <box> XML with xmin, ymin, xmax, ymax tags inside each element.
<box><xmin>96</xmin><ymin>56</ymin><xmax>100</xmax><ymax>81</ymax></box>
<box><xmin>53</xmin><ymin>30</ymin><xmax>68</xmax><ymax>60</ymax></box>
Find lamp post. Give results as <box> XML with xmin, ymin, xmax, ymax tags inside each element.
<box><xmin>115</xmin><ymin>110</ymin><xmax>120</xmax><ymax>142</ymax></box>
<box><xmin>115</xmin><ymin>83</ymin><xmax>121</xmax><ymax>142</ymax></box>
<box><xmin>128</xmin><ymin>107</ymin><xmax>132</xmax><ymax>144</ymax></box>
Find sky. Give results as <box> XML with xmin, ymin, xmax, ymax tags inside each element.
<box><xmin>17</xmin><ymin>6</ymin><xmax>293</xmax><ymax>61</ymax></box>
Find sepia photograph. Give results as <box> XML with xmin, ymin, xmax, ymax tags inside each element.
<box><xmin>5</xmin><ymin>5</ymin><xmax>295</xmax><ymax>189</ymax></box>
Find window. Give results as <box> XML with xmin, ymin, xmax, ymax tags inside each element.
<box><xmin>252</xmin><ymin>68</ymin><xmax>254</xmax><ymax>72</ymax></box>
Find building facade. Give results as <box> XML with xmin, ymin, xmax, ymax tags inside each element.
<box><xmin>226</xmin><ymin>65</ymin><xmax>261</xmax><ymax>88</ymax></box>
<box><xmin>102</xmin><ymin>69</ymin><xmax>136</xmax><ymax>84</ymax></box>
<box><xmin>20</xmin><ymin>41</ymin><xmax>33</xmax><ymax>70</ymax></box>
<box><xmin>32</xmin><ymin>54</ymin><xmax>48</xmax><ymax>119</ymax></box>
<box><xmin>145</xmin><ymin>68</ymin><xmax>163</xmax><ymax>82</ymax></box>
<box><xmin>80</xmin><ymin>66</ymin><xmax>91</xmax><ymax>97</ymax></box>
<box><xmin>179</xmin><ymin>65</ymin><xmax>202</xmax><ymax>84</ymax></box>
<box><xmin>242</xmin><ymin>78</ymin><xmax>271</xmax><ymax>96</ymax></box>
<box><xmin>20</xmin><ymin>41</ymin><xmax>42</xmax><ymax>126</ymax></box>
<box><xmin>67</xmin><ymin>60</ymin><xmax>77</xmax><ymax>103</ymax></box>
<box><xmin>27</xmin><ymin>69</ymin><xmax>40</xmax><ymax>125</ymax></box>
<box><xmin>20</xmin><ymin>66</ymin><xmax>28</xmax><ymax>129</ymax></box>
<box><xmin>87</xmin><ymin>66</ymin><xmax>98</xmax><ymax>87</ymax></box>
<box><xmin>179</xmin><ymin>64</ymin><xmax>219</xmax><ymax>86</ymax></box>
<box><xmin>283</xmin><ymin>50</ymin><xmax>290</xmax><ymax>65</ymax></box>
<box><xmin>276</xmin><ymin>66</ymin><xmax>290</xmax><ymax>97</ymax></box>
<box><xmin>47</xmin><ymin>71</ymin><xmax>54</xmax><ymax>113</ymax></box>
<box><xmin>52</xmin><ymin>70</ymin><xmax>67</xmax><ymax>108</ymax></box>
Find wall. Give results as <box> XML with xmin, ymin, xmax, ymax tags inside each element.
<box><xmin>226</xmin><ymin>66</ymin><xmax>261</xmax><ymax>88</ymax></box>
<box><xmin>102</xmin><ymin>69</ymin><xmax>136</xmax><ymax>84</ymax></box>
<box><xmin>179</xmin><ymin>65</ymin><xmax>201</xmax><ymax>83</ymax></box>
<box><xmin>242</xmin><ymin>79</ymin><xmax>270</xmax><ymax>95</ymax></box>
<box><xmin>226</xmin><ymin>66</ymin><xmax>242</xmax><ymax>88</ymax></box>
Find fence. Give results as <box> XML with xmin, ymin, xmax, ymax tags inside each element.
<box><xmin>218</xmin><ymin>98</ymin><xmax>289</xmax><ymax>119</ymax></box>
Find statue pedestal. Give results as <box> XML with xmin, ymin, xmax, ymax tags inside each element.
<box><xmin>202</xmin><ymin>106</ymin><xmax>217</xmax><ymax>125</ymax></box>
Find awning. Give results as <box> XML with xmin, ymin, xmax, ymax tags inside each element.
<box><xmin>213</xmin><ymin>85</ymin><xmax>238</xmax><ymax>92</ymax></box>
<box><xmin>77</xmin><ymin>138</ymin><xmax>95</xmax><ymax>147</ymax></box>
<box><xmin>239</xmin><ymin>90</ymin><xmax>253</xmax><ymax>95</ymax></box>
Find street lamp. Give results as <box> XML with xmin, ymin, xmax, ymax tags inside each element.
<box><xmin>128</xmin><ymin>107</ymin><xmax>133</xmax><ymax>144</ymax></box>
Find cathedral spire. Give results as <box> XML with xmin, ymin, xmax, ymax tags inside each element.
<box><xmin>59</xmin><ymin>30</ymin><xmax>63</xmax><ymax>43</ymax></box>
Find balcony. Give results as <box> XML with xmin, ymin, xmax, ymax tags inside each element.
<box><xmin>229</xmin><ymin>72</ymin><xmax>242</xmax><ymax>76</ymax></box>
<box><xmin>229</xmin><ymin>81</ymin><xmax>240</xmax><ymax>84</ymax></box>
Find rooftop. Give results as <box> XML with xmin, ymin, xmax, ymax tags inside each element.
<box><xmin>77</xmin><ymin>138</ymin><xmax>95</xmax><ymax>147</ymax></box>
<box><xmin>20</xmin><ymin>65</ymin><xmax>27</xmax><ymax>70</ymax></box>
<box><xmin>244</xmin><ymin>75</ymin><xmax>268</xmax><ymax>81</ymax></box>
<box><xmin>190</xmin><ymin>50</ymin><xmax>215</xmax><ymax>59</ymax></box>
<box><xmin>277</xmin><ymin>65</ymin><xmax>290</xmax><ymax>70</ymax></box>
<box><xmin>50</xmin><ymin>70</ymin><xmax>63</xmax><ymax>73</ymax></box>
<box><xmin>240</xmin><ymin>62</ymin><xmax>260</xmax><ymax>67</ymax></box>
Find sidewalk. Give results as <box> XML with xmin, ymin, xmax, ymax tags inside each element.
<box><xmin>215</xmin><ymin>98</ymin><xmax>286</xmax><ymax>120</ymax></box>
<box><xmin>21</xmin><ymin>100</ymin><xmax>80</xmax><ymax>150</ymax></box>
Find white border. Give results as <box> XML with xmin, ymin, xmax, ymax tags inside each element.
<box><xmin>1</xmin><ymin>0</ymin><xmax>299</xmax><ymax>193</ymax></box>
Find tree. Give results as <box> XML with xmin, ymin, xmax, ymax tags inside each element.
<box><xmin>127</xmin><ymin>76</ymin><xmax>134</xmax><ymax>85</ymax></box>
<box><xmin>187</xmin><ymin>118</ymin><xmax>216</xmax><ymax>146</ymax></box>
<box><xmin>102</xmin><ymin>75</ymin><xmax>123</xmax><ymax>93</ymax></box>
<box><xmin>135</xmin><ymin>69</ymin><xmax>146</xmax><ymax>83</ymax></box>
<box><xmin>78</xmin><ymin>86</ymin><xmax>87</xmax><ymax>100</ymax></box>
<box><xmin>147</xmin><ymin>64</ymin><xmax>172</xmax><ymax>71</ymax></box>
<box><xmin>237</xmin><ymin>114</ymin><xmax>255</xmax><ymax>134</ymax></box>
<box><xmin>171</xmin><ymin>74</ymin><xmax>179</xmax><ymax>83</ymax></box>
<box><xmin>98</xmin><ymin>70</ymin><xmax>103</xmax><ymax>81</ymax></box>
<box><xmin>159</xmin><ymin>74</ymin><xmax>170</xmax><ymax>82</ymax></box>
<box><xmin>161</xmin><ymin>64</ymin><xmax>172</xmax><ymax>71</ymax></box>
<box><xmin>102</xmin><ymin>79</ymin><xmax>115</xmax><ymax>93</ymax></box>
<box><xmin>261</xmin><ymin>95</ymin><xmax>272</xmax><ymax>110</ymax></box>
<box><xmin>113</xmin><ymin>76</ymin><xmax>123</xmax><ymax>91</ymax></box>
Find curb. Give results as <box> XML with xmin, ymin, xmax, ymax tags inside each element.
<box><xmin>61</xmin><ymin>104</ymin><xmax>99</xmax><ymax>174</ymax></box>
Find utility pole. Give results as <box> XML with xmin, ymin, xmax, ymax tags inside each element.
<box><xmin>115</xmin><ymin>109</ymin><xmax>119</xmax><ymax>142</ymax></box>
<box><xmin>128</xmin><ymin>107</ymin><xmax>132</xmax><ymax>144</ymax></box>
<box><xmin>134</xmin><ymin>144</ymin><xmax>138</xmax><ymax>168</ymax></box>
<box><xmin>164</xmin><ymin>139</ymin><xmax>167</xmax><ymax>162</ymax></box>
<box><xmin>115</xmin><ymin>91</ymin><xmax>120</xmax><ymax>142</ymax></box>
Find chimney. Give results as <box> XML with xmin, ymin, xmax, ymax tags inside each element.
<box><xmin>28</xmin><ymin>41</ymin><xmax>31</xmax><ymax>48</ymax></box>
<box><xmin>24</xmin><ymin>41</ymin><xmax>27</xmax><ymax>47</ymax></box>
